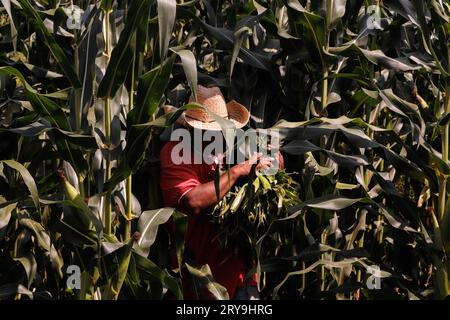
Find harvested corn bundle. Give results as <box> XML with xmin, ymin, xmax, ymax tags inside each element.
<box><xmin>211</xmin><ymin>170</ymin><xmax>300</xmax><ymax>250</ymax></box>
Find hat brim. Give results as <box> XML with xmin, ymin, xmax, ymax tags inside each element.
<box><xmin>184</xmin><ymin>100</ymin><xmax>250</xmax><ymax>131</ymax></box>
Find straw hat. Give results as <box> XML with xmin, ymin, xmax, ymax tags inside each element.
<box><xmin>184</xmin><ymin>85</ymin><xmax>250</xmax><ymax>131</ymax></box>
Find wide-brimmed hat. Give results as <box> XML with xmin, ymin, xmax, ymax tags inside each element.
<box><xmin>183</xmin><ymin>85</ymin><xmax>250</xmax><ymax>131</ymax></box>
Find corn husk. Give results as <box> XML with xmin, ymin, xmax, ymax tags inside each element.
<box><xmin>211</xmin><ymin>170</ymin><xmax>300</xmax><ymax>250</ymax></box>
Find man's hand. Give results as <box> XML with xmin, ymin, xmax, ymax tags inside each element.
<box><xmin>233</xmin><ymin>152</ymin><xmax>275</xmax><ymax>177</ymax></box>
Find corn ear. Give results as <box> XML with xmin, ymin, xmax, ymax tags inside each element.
<box><xmin>231</xmin><ymin>184</ymin><xmax>247</xmax><ymax>213</ymax></box>
<box><xmin>58</xmin><ymin>168</ymin><xmax>92</xmax><ymax>217</ymax></box>
<box><xmin>259</xmin><ymin>175</ymin><xmax>271</xmax><ymax>191</ymax></box>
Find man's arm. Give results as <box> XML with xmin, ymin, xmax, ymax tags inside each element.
<box><xmin>179</xmin><ymin>153</ymin><xmax>273</xmax><ymax>215</ymax></box>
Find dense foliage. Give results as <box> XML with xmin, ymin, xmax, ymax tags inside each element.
<box><xmin>0</xmin><ymin>0</ymin><xmax>449</xmax><ymax>300</ymax></box>
<box><xmin>212</xmin><ymin>169</ymin><xmax>300</xmax><ymax>255</ymax></box>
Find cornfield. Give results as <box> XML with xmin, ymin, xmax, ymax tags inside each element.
<box><xmin>0</xmin><ymin>0</ymin><xmax>449</xmax><ymax>300</ymax></box>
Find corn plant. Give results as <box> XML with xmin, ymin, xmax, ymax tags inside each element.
<box><xmin>0</xmin><ymin>0</ymin><xmax>185</xmax><ymax>299</ymax></box>
<box><xmin>0</xmin><ymin>0</ymin><xmax>449</xmax><ymax>300</ymax></box>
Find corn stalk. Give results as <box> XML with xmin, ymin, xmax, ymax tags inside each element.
<box><xmin>103</xmin><ymin>8</ymin><xmax>112</xmax><ymax>236</ymax></box>
<box><xmin>124</xmin><ymin>51</ymin><xmax>136</xmax><ymax>240</ymax></box>
<box><xmin>439</xmin><ymin>45</ymin><xmax>450</xmax><ymax>223</ymax></box>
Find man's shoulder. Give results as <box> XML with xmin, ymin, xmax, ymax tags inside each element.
<box><xmin>160</xmin><ymin>141</ymin><xmax>192</xmax><ymax>166</ymax></box>
<box><xmin>160</xmin><ymin>141</ymin><xmax>180</xmax><ymax>159</ymax></box>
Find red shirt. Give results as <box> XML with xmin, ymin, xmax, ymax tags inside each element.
<box><xmin>159</xmin><ymin>141</ymin><xmax>248</xmax><ymax>299</ymax></box>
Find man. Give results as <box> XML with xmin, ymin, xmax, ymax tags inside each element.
<box><xmin>159</xmin><ymin>85</ymin><xmax>283</xmax><ymax>299</ymax></box>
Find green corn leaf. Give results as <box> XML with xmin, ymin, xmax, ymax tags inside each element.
<box><xmin>16</xmin><ymin>0</ymin><xmax>81</xmax><ymax>88</ymax></box>
<box><xmin>157</xmin><ymin>0</ymin><xmax>177</xmax><ymax>59</ymax></box>
<box><xmin>132</xmin><ymin>252</ymin><xmax>183</xmax><ymax>299</ymax></box>
<box><xmin>135</xmin><ymin>207</ymin><xmax>176</xmax><ymax>257</ymax></box>
<box><xmin>19</xmin><ymin>218</ymin><xmax>63</xmax><ymax>277</ymax></box>
<box><xmin>172</xmin><ymin>210</ymin><xmax>187</xmax><ymax>272</ymax></box>
<box><xmin>175</xmin><ymin>49</ymin><xmax>198</xmax><ymax>100</ymax></box>
<box><xmin>185</xmin><ymin>263</ymin><xmax>230</xmax><ymax>300</ymax></box>
<box><xmin>2</xmin><ymin>160</ymin><xmax>39</xmax><ymax>210</ymax></box>
<box><xmin>97</xmin><ymin>0</ymin><xmax>152</xmax><ymax>98</ymax></box>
